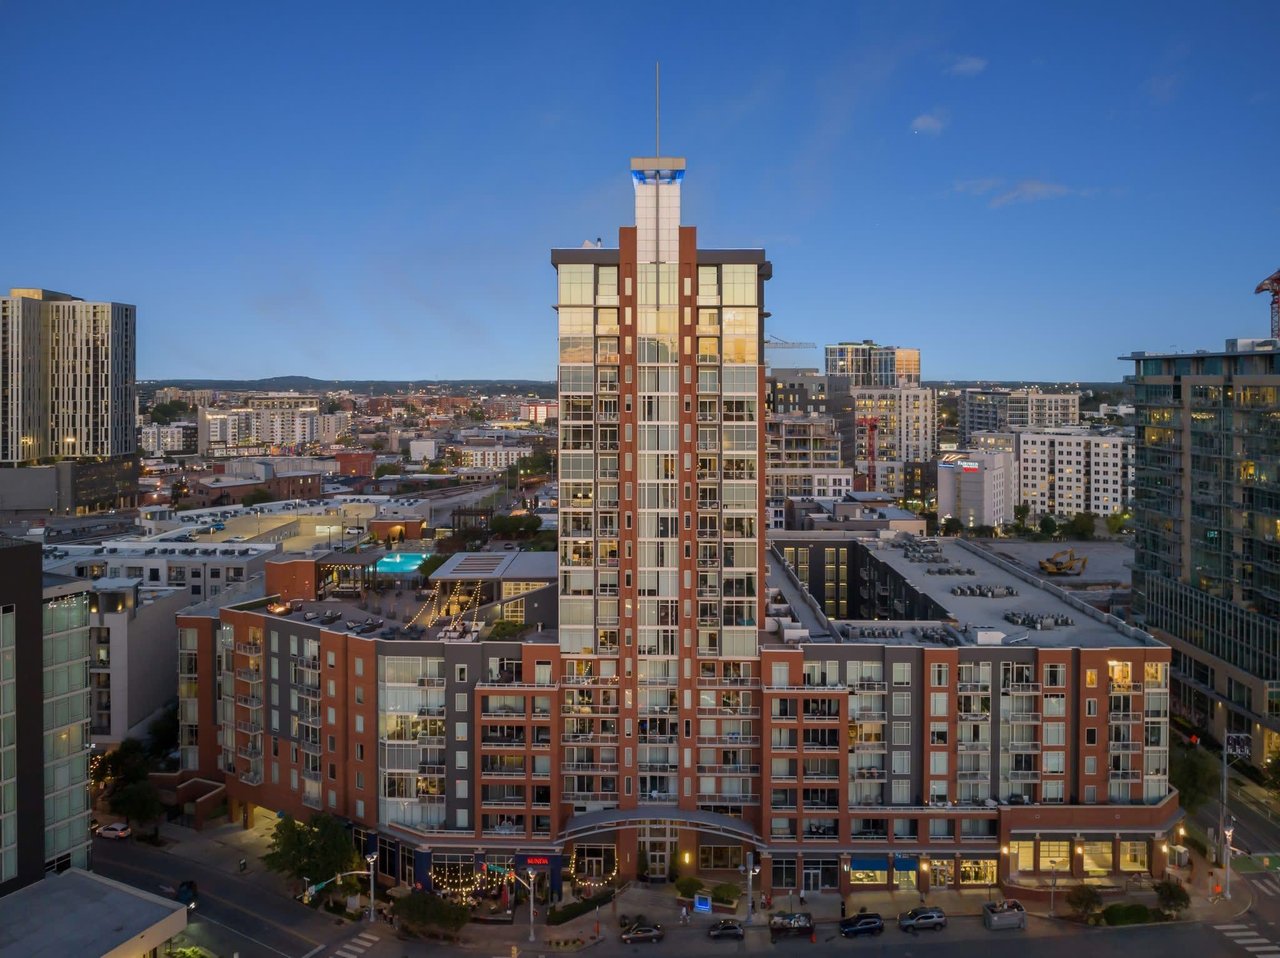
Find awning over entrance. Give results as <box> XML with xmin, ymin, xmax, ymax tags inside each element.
<box><xmin>560</xmin><ymin>807</ymin><xmax>763</xmax><ymax>845</ymax></box>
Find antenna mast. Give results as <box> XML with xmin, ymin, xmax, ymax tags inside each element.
<box><xmin>655</xmin><ymin>61</ymin><xmax>661</xmax><ymax>156</ymax></box>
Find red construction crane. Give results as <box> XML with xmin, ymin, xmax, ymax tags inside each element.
<box><xmin>1256</xmin><ymin>268</ymin><xmax>1280</xmax><ymax>339</ymax></box>
<box><xmin>855</xmin><ymin>416</ymin><xmax>879</xmax><ymax>489</ymax></box>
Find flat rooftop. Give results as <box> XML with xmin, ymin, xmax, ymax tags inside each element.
<box><xmin>432</xmin><ymin>550</ymin><xmax>556</xmax><ymax>582</ymax></box>
<box><xmin>769</xmin><ymin>535</ymin><xmax>1154</xmax><ymax>651</ymax></box>
<box><xmin>0</xmin><ymin>868</ymin><xmax>187</xmax><ymax>958</ymax></box>
<box><xmin>966</xmin><ymin>538</ymin><xmax>1134</xmax><ymax>587</ymax></box>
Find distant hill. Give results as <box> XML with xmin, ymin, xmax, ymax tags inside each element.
<box><xmin>139</xmin><ymin>376</ymin><xmax>557</xmax><ymax>397</ymax></box>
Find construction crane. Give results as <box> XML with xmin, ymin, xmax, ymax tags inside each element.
<box><xmin>855</xmin><ymin>416</ymin><xmax>879</xmax><ymax>490</ymax></box>
<box><xmin>764</xmin><ymin>335</ymin><xmax>817</xmax><ymax>371</ymax></box>
<box><xmin>1256</xmin><ymin>267</ymin><xmax>1280</xmax><ymax>339</ymax></box>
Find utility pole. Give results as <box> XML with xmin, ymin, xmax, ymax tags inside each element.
<box><xmin>742</xmin><ymin>851</ymin><xmax>760</xmax><ymax>923</ymax></box>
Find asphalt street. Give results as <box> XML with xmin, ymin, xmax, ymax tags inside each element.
<box><xmin>92</xmin><ymin>835</ymin><xmax>348</xmax><ymax>958</ymax></box>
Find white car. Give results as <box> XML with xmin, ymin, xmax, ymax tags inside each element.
<box><xmin>97</xmin><ymin>822</ymin><xmax>132</xmax><ymax>840</ymax></box>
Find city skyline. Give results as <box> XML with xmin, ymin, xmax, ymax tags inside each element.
<box><xmin>1</xmin><ymin>2</ymin><xmax>1276</xmax><ymax>382</ymax></box>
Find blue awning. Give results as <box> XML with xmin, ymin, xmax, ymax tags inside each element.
<box><xmin>848</xmin><ymin>856</ymin><xmax>887</xmax><ymax>871</ymax></box>
<box><xmin>893</xmin><ymin>855</ymin><xmax>917</xmax><ymax>871</ymax></box>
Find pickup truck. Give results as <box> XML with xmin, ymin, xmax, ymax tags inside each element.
<box><xmin>982</xmin><ymin>899</ymin><xmax>1026</xmax><ymax>930</ymax></box>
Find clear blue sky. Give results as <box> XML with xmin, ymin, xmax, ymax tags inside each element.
<box><xmin>2</xmin><ymin>2</ymin><xmax>1275</xmax><ymax>382</ymax></box>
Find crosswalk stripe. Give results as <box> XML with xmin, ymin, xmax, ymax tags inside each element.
<box><xmin>1236</xmin><ymin>940</ymin><xmax>1270</xmax><ymax>947</ymax></box>
<box><xmin>333</xmin><ymin>951</ymin><xmax>360</xmax><ymax>958</ymax></box>
<box><xmin>355</xmin><ymin>934</ymin><xmax>380</xmax><ymax>944</ymax></box>
<box><xmin>1244</xmin><ymin>946</ymin><xmax>1279</xmax><ymax>953</ymax></box>
<box><xmin>1220</xmin><ymin>925</ymin><xmax>1253</xmax><ymax>931</ymax></box>
<box><xmin>1254</xmin><ymin>883</ymin><xmax>1277</xmax><ymax>897</ymax></box>
<box><xmin>1229</xmin><ymin>931</ymin><xmax>1264</xmax><ymax>937</ymax></box>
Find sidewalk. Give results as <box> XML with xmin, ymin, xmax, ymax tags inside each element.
<box><xmin>155</xmin><ymin>817</ymin><xmax>299</xmax><ymax>900</ymax></box>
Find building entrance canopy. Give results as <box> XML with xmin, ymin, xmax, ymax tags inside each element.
<box><xmin>560</xmin><ymin>806</ymin><xmax>763</xmax><ymax>846</ymax></box>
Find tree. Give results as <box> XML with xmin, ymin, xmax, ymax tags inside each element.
<box><xmin>1066</xmin><ymin>883</ymin><xmax>1102</xmax><ymax>920</ymax></box>
<box><xmin>1065</xmin><ymin>512</ymin><xmax>1096</xmax><ymax>540</ymax></box>
<box><xmin>241</xmin><ymin>489</ymin><xmax>276</xmax><ymax>507</ymax></box>
<box><xmin>95</xmin><ymin>738</ymin><xmax>151</xmax><ymax>794</ymax></box>
<box><xmin>393</xmin><ymin>891</ymin><xmax>470</xmax><ymax>936</ymax></box>
<box><xmin>1155</xmin><ymin>877</ymin><xmax>1191</xmax><ymax>916</ymax></box>
<box><xmin>674</xmin><ymin>876</ymin><xmax>704</xmax><ymax>899</ymax></box>
<box><xmin>1039</xmin><ymin>515</ymin><xmax>1059</xmax><ymax>538</ymax></box>
<box><xmin>263</xmin><ymin>813</ymin><xmax>359</xmax><ymax>886</ymax></box>
<box><xmin>940</xmin><ymin>516</ymin><xmax>963</xmax><ymax>536</ymax></box>
<box><xmin>149</xmin><ymin>400</ymin><xmax>192</xmax><ymax>425</ymax></box>
<box><xmin>1170</xmin><ymin>744</ymin><xmax>1219</xmax><ymax>813</ymax></box>
<box><xmin>375</xmin><ymin>463</ymin><xmax>400</xmax><ymax>478</ymax></box>
<box><xmin>109</xmin><ymin>780</ymin><xmax>165</xmax><ymax>835</ymax></box>
<box><xmin>1013</xmin><ymin>502</ymin><xmax>1031</xmax><ymax>530</ymax></box>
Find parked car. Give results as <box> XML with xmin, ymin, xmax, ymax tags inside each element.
<box><xmin>96</xmin><ymin>822</ymin><xmax>132</xmax><ymax>840</ymax></box>
<box><xmin>620</xmin><ymin>924</ymin><xmax>665</xmax><ymax>943</ymax></box>
<box><xmin>898</xmin><ymin>906</ymin><xmax>947</xmax><ymax>932</ymax></box>
<box><xmin>707</xmin><ymin>919</ymin><xmax>744</xmax><ymax>940</ymax></box>
<box><xmin>619</xmin><ymin>915</ymin><xmax>650</xmax><ymax>932</ymax></box>
<box><xmin>982</xmin><ymin>899</ymin><xmax>1026</xmax><ymax>930</ymax></box>
<box><xmin>839</xmin><ymin>912</ymin><xmax>885</xmax><ymax>937</ymax></box>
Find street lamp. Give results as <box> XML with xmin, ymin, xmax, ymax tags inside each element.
<box><xmin>528</xmin><ymin>868</ymin><xmax>537</xmax><ymax>942</ymax></box>
<box><xmin>1049</xmin><ymin>860</ymin><xmax>1060</xmax><ymax>917</ymax></box>
<box><xmin>366</xmin><ymin>853</ymin><xmax>377</xmax><ymax>923</ymax></box>
<box><xmin>742</xmin><ymin>851</ymin><xmax>761</xmax><ymax>923</ymax></box>
<box><xmin>920</xmin><ymin>860</ymin><xmax>930</xmax><ymax>902</ymax></box>
<box><xmin>1224</xmin><ymin>822</ymin><xmax>1235</xmax><ymax>900</ymax></box>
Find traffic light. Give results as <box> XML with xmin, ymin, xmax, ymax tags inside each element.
<box><xmin>510</xmin><ymin>947</ymin><xmax>519</xmax><ymax>958</ymax></box>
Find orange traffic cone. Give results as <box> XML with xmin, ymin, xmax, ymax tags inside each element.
<box><xmin>810</xmin><ymin>928</ymin><xmax>817</xmax><ymax>943</ymax></box>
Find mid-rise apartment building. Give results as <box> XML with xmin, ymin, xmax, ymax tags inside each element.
<box><xmin>198</xmin><ymin>406</ymin><xmax>319</xmax><ymax>455</ymax></box>
<box><xmin>765</xmin><ymin>414</ymin><xmax>855</xmax><ymax>528</ymax></box>
<box><xmin>0</xmin><ymin>288</ymin><xmax>137</xmax><ymax>464</ymax></box>
<box><xmin>825</xmin><ymin>341</ymin><xmax>921</xmax><ymax>387</ymax></box>
<box><xmin>458</xmin><ymin>444</ymin><xmax>532</xmax><ymax>469</ymax></box>
<box><xmin>139</xmin><ymin>421</ymin><xmax>198</xmax><ymax>457</ymax></box>
<box><xmin>959</xmin><ymin>388</ymin><xmax>1080</xmax><ymax>445</ymax></box>
<box><xmin>1013</xmin><ymin>427</ymin><xmax>1132</xmax><ymax>520</ymax></box>
<box><xmin>0</xmin><ymin>537</ymin><xmax>92</xmax><ymax>896</ymax></box>
<box><xmin>1126</xmin><ymin>336</ymin><xmax>1280</xmax><ymax>764</ymax></box>
<box><xmin>848</xmin><ymin>386</ymin><xmax>938</xmax><ymax>496</ymax></box>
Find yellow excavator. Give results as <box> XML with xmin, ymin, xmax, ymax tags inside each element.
<box><xmin>1039</xmin><ymin>549</ymin><xmax>1088</xmax><ymax>575</ymax></box>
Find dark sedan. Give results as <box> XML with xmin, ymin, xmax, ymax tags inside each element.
<box><xmin>839</xmin><ymin>913</ymin><xmax>884</xmax><ymax>937</ymax></box>
<box><xmin>708</xmin><ymin>919</ymin><xmax>744</xmax><ymax>940</ymax></box>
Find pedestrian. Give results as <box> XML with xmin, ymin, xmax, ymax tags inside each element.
<box><xmin>840</xmin><ymin>900</ymin><xmax>846</xmax><ymax>919</ymax></box>
<box><xmin>680</xmin><ymin>905</ymin><xmax>688</xmax><ymax>925</ymax></box>
<box><xmin>799</xmin><ymin>890</ymin><xmax>806</xmax><ymax>907</ymax></box>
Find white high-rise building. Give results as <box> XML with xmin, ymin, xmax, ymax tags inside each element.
<box><xmin>1013</xmin><ymin>427</ymin><xmax>1132</xmax><ymax>519</ymax></box>
<box><xmin>937</xmin><ymin>452</ymin><xmax>1015</xmax><ymax>529</ymax></box>
<box><xmin>959</xmin><ymin>388</ymin><xmax>1080</xmax><ymax>444</ymax></box>
<box><xmin>0</xmin><ymin>289</ymin><xmax>137</xmax><ymax>463</ymax></box>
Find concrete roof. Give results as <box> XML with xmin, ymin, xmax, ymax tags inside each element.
<box><xmin>0</xmin><ymin>868</ymin><xmax>187</xmax><ymax>958</ymax></box>
<box><xmin>431</xmin><ymin>550</ymin><xmax>556</xmax><ymax>582</ymax></box>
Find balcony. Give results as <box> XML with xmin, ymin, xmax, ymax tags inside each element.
<box><xmin>235</xmin><ymin>720</ymin><xmax>262</xmax><ymax>735</ymax></box>
<box><xmin>854</xmin><ymin>710</ymin><xmax>886</xmax><ymax>722</ymax></box>
<box><xmin>299</xmin><ymin>739</ymin><xmax>323</xmax><ymax>756</ymax></box>
<box><xmin>235</xmin><ymin>694</ymin><xmax>262</xmax><ymax>709</ymax></box>
<box><xmin>958</xmin><ymin>682</ymin><xmax>991</xmax><ymax>693</ymax></box>
<box><xmin>697</xmin><ymin>793</ymin><xmax>759</xmax><ymax>805</ymax></box>
<box><xmin>302</xmin><ymin>792</ymin><xmax>322</xmax><ymax>810</ymax></box>
<box><xmin>1109</xmin><ymin>769</ymin><xmax>1142</xmax><ymax>781</ymax></box>
<box><xmin>854</xmin><ymin>768</ymin><xmax>887</xmax><ymax>781</ymax></box>
<box><xmin>235</xmin><ymin>642</ymin><xmax>262</xmax><ymax>656</ymax></box>
<box><xmin>852</xmin><ymin>741</ymin><xmax>887</xmax><ymax>752</ymax></box>
<box><xmin>1008</xmin><ymin>712</ymin><xmax>1042</xmax><ymax>724</ymax></box>
<box><xmin>563</xmin><ymin>792</ymin><xmax>620</xmax><ymax>804</ymax></box>
<box><xmin>958</xmin><ymin>741</ymin><xmax>991</xmax><ymax>752</ymax></box>
<box><xmin>235</xmin><ymin>669</ymin><xmax>262</xmax><ymax>684</ymax></box>
<box><xmin>1005</xmin><ymin>740</ymin><xmax>1040</xmax><ymax>753</ymax></box>
<box><xmin>1109</xmin><ymin>711</ymin><xmax>1142</xmax><ymax>724</ymax></box>
<box><xmin>236</xmin><ymin>745</ymin><xmax>262</xmax><ymax>760</ymax></box>
<box><xmin>292</xmin><ymin>655</ymin><xmax>321</xmax><ymax>671</ymax></box>
<box><xmin>1008</xmin><ymin>770</ymin><xmax>1041</xmax><ymax>782</ymax></box>
<box><xmin>696</xmin><ymin>674</ymin><xmax>760</xmax><ymax>688</ymax></box>
<box><xmin>302</xmin><ymin>768</ymin><xmax>322</xmax><ymax>783</ymax></box>
<box><xmin>957</xmin><ymin>711</ymin><xmax>990</xmax><ymax>722</ymax></box>
<box><xmin>696</xmin><ymin>530</ymin><xmax>719</xmax><ymax>540</ymax></box>
<box><xmin>696</xmin><ymin>706</ymin><xmax>760</xmax><ymax>718</ymax></box>
<box><xmin>239</xmin><ymin>770</ymin><xmax>263</xmax><ymax>786</ymax></box>
<box><xmin>1109</xmin><ymin>681</ymin><xmax>1145</xmax><ymax>694</ymax></box>
<box><xmin>1108</xmin><ymin>741</ymin><xmax>1142</xmax><ymax>753</ymax></box>
<box><xmin>560</xmin><ymin>733</ymin><xmax>619</xmax><ymax>745</ymax></box>
<box><xmin>1005</xmin><ymin>683</ymin><xmax>1041</xmax><ymax>694</ymax></box>
<box><xmin>957</xmin><ymin>770</ymin><xmax>990</xmax><ymax>781</ymax></box>
<box><xmin>561</xmin><ymin>762</ymin><xmax>619</xmax><ymax>774</ymax></box>
<box><xmin>854</xmin><ymin>680</ymin><xmax>887</xmax><ymax>693</ymax></box>
<box><xmin>696</xmin><ymin>734</ymin><xmax>760</xmax><ymax>747</ymax></box>
<box><xmin>299</xmin><ymin>711</ymin><xmax>322</xmax><ymax>728</ymax></box>
<box><xmin>561</xmin><ymin>703</ymin><xmax>619</xmax><ymax>716</ymax></box>
<box><xmin>696</xmin><ymin>764</ymin><xmax>760</xmax><ymax>775</ymax></box>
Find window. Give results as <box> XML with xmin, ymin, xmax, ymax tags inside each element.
<box><xmin>354</xmin><ymin>715</ymin><xmax>364</xmax><ymax>733</ymax></box>
<box><xmin>929</xmin><ymin>723</ymin><xmax>948</xmax><ymax>746</ymax></box>
<box><xmin>327</xmin><ymin>679</ymin><xmax>336</xmax><ymax>697</ymax></box>
<box><xmin>892</xmin><ymin>693</ymin><xmax>910</xmax><ymax>717</ymax></box>
<box><xmin>328</xmin><ymin>735</ymin><xmax>336</xmax><ymax>751</ymax></box>
<box><xmin>1086</xmin><ymin>698</ymin><xmax>1097</xmax><ymax>716</ymax></box>
<box><xmin>891</xmin><ymin>779</ymin><xmax>910</xmax><ymax>804</ymax></box>
<box><xmin>328</xmin><ymin>762</ymin><xmax>336</xmax><ymax>780</ymax></box>
<box><xmin>929</xmin><ymin>752</ymin><xmax>948</xmax><ymax>775</ymax></box>
<box><xmin>327</xmin><ymin>651</ymin><xmax>336</xmax><ymax>669</ymax></box>
<box><xmin>456</xmin><ymin>722</ymin><xmax>468</xmax><ymax>741</ymax></box>
<box><xmin>1084</xmin><ymin>785</ymin><xmax>1097</xmax><ymax>803</ymax></box>
<box><xmin>1042</xmin><ymin>780</ymin><xmax>1064</xmax><ymax>803</ymax></box>
<box><xmin>930</xmin><ymin>663</ymin><xmax>949</xmax><ymax>687</ymax></box>
<box><xmin>355</xmin><ymin>799</ymin><xmax>365</xmax><ymax>818</ymax></box>
<box><xmin>772</xmin><ymin>859</ymin><xmax>796</xmax><ymax>890</ymax></box>
<box><xmin>1086</xmin><ymin>669</ymin><xmax>1098</xmax><ymax>688</ymax></box>
<box><xmin>456</xmin><ymin>779</ymin><xmax>467</xmax><ymax>799</ymax></box>
<box><xmin>892</xmin><ymin>751</ymin><xmax>910</xmax><ymax>775</ymax></box>
<box><xmin>1043</xmin><ymin>664</ymin><xmax>1065</xmax><ymax>687</ymax></box>
<box><xmin>1084</xmin><ymin>756</ymin><xmax>1096</xmax><ymax>775</ymax></box>
<box><xmin>1086</xmin><ymin>727</ymin><xmax>1098</xmax><ymax>746</ymax></box>
<box><xmin>892</xmin><ymin>662</ymin><xmax>911</xmax><ymax>686</ymax></box>
<box><xmin>456</xmin><ymin>750</ymin><xmax>468</xmax><ymax>769</ymax></box>
<box><xmin>355</xmin><ymin>658</ymin><xmax>364</xmax><ymax>677</ymax></box>
<box><xmin>1043</xmin><ymin>751</ymin><xmax>1065</xmax><ymax>774</ymax></box>
<box><xmin>328</xmin><ymin>790</ymin><xmax>337</xmax><ymax>808</ymax></box>
<box><xmin>1044</xmin><ymin>723</ymin><xmax>1065</xmax><ymax>746</ymax></box>
<box><xmin>930</xmin><ymin>692</ymin><xmax>948</xmax><ymax>717</ymax></box>
<box><xmin>355</xmin><ymin>686</ymin><xmax>364</xmax><ymax>705</ymax></box>
<box><xmin>455</xmin><ymin>693</ymin><xmax>468</xmax><ymax>712</ymax></box>
<box><xmin>892</xmin><ymin>722</ymin><xmax>910</xmax><ymax>745</ymax></box>
<box><xmin>456</xmin><ymin>665</ymin><xmax>467</xmax><ymax>683</ymax></box>
<box><xmin>327</xmin><ymin>707</ymin><xmax>336</xmax><ymax>725</ymax></box>
<box><xmin>1044</xmin><ymin>693</ymin><xmax>1066</xmax><ymax>716</ymax></box>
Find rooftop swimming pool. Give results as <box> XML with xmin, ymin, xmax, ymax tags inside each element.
<box><xmin>376</xmin><ymin>552</ymin><xmax>431</xmax><ymax>575</ymax></box>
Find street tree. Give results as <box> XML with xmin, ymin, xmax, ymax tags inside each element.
<box><xmin>263</xmin><ymin>813</ymin><xmax>359</xmax><ymax>887</ymax></box>
<box><xmin>1155</xmin><ymin>878</ymin><xmax>1190</xmax><ymax>916</ymax></box>
<box><xmin>1039</xmin><ymin>515</ymin><xmax>1058</xmax><ymax>538</ymax></box>
<box><xmin>109</xmin><ymin>779</ymin><xmax>165</xmax><ymax>835</ymax></box>
<box><xmin>1065</xmin><ymin>883</ymin><xmax>1102</xmax><ymax>920</ymax></box>
<box><xmin>1169</xmin><ymin>744</ymin><xmax>1219</xmax><ymax>813</ymax></box>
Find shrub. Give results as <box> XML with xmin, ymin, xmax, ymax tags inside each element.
<box><xmin>1065</xmin><ymin>883</ymin><xmax>1103</xmax><ymax>919</ymax></box>
<box><xmin>1102</xmin><ymin>902</ymin><xmax>1151</xmax><ymax>926</ymax></box>
<box><xmin>674</xmin><ymin>876</ymin><xmax>704</xmax><ymax>899</ymax></box>
<box><xmin>548</xmin><ymin>888</ymin><xmax>615</xmax><ymax>925</ymax></box>
<box><xmin>710</xmin><ymin>882</ymin><xmax>740</xmax><ymax>905</ymax></box>
<box><xmin>393</xmin><ymin>892</ymin><xmax>471</xmax><ymax>935</ymax></box>
<box><xmin>1155</xmin><ymin>878</ymin><xmax>1191</xmax><ymax>916</ymax></box>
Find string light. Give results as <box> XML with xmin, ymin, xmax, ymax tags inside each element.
<box><xmin>429</xmin><ymin>860</ymin><xmax>482</xmax><ymax>895</ymax></box>
<box><xmin>569</xmin><ymin>848</ymin><xmax>618</xmax><ymax>889</ymax></box>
